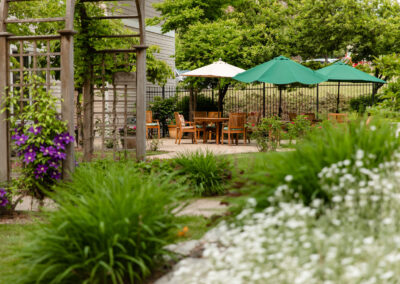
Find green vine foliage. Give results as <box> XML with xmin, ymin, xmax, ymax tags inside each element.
<box><xmin>287</xmin><ymin>115</ymin><xmax>312</xmax><ymax>144</ymax></box>
<box><xmin>251</xmin><ymin>116</ymin><xmax>283</xmax><ymax>152</ymax></box>
<box><xmin>1</xmin><ymin>75</ymin><xmax>71</xmax><ymax>200</ymax></box>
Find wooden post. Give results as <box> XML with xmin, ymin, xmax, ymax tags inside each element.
<box><xmin>135</xmin><ymin>0</ymin><xmax>147</xmax><ymax>161</ymax></box>
<box><xmin>59</xmin><ymin>28</ymin><xmax>76</xmax><ymax>178</ymax></box>
<box><xmin>82</xmin><ymin>76</ymin><xmax>93</xmax><ymax>162</ymax></box>
<box><xmin>0</xmin><ymin>32</ymin><xmax>10</xmax><ymax>183</ymax></box>
<box><xmin>136</xmin><ymin>47</ymin><xmax>146</xmax><ymax>161</ymax></box>
<box><xmin>0</xmin><ymin>0</ymin><xmax>9</xmax><ymax>183</ymax></box>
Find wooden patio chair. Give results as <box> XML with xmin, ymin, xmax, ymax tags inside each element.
<box><xmin>328</xmin><ymin>113</ymin><xmax>348</xmax><ymax>124</ymax></box>
<box><xmin>146</xmin><ymin>110</ymin><xmax>160</xmax><ymax>139</ymax></box>
<box><xmin>247</xmin><ymin>111</ymin><xmax>261</xmax><ymax>143</ymax></box>
<box><xmin>194</xmin><ymin>111</ymin><xmax>208</xmax><ymax>139</ymax></box>
<box><xmin>288</xmin><ymin>112</ymin><xmax>297</xmax><ymax>122</ymax></box>
<box><xmin>174</xmin><ymin>112</ymin><xmax>197</xmax><ymax>144</ymax></box>
<box><xmin>207</xmin><ymin>111</ymin><xmax>222</xmax><ymax>140</ymax></box>
<box><xmin>222</xmin><ymin>113</ymin><xmax>247</xmax><ymax>145</ymax></box>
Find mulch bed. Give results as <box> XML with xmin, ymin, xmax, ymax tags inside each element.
<box><xmin>0</xmin><ymin>210</ymin><xmax>41</xmax><ymax>225</ymax></box>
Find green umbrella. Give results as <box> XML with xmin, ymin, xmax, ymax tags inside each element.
<box><xmin>316</xmin><ymin>61</ymin><xmax>386</xmax><ymax>112</ymax></box>
<box><xmin>234</xmin><ymin>55</ymin><xmax>327</xmax><ymax>117</ymax></box>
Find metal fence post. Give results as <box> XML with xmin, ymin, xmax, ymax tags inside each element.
<box><xmin>262</xmin><ymin>83</ymin><xmax>266</xmax><ymax>117</ymax></box>
<box><xmin>316</xmin><ymin>84</ymin><xmax>319</xmax><ymax>118</ymax></box>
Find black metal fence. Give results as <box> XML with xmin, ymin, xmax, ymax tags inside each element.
<box><xmin>147</xmin><ymin>82</ymin><xmax>375</xmax><ymax>120</ymax></box>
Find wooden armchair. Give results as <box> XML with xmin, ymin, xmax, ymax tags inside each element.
<box><xmin>222</xmin><ymin>113</ymin><xmax>247</xmax><ymax>145</ymax></box>
<box><xmin>207</xmin><ymin>111</ymin><xmax>222</xmax><ymax>140</ymax></box>
<box><xmin>328</xmin><ymin>113</ymin><xmax>348</xmax><ymax>123</ymax></box>
<box><xmin>174</xmin><ymin>112</ymin><xmax>197</xmax><ymax>144</ymax></box>
<box><xmin>146</xmin><ymin>110</ymin><xmax>160</xmax><ymax>139</ymax></box>
<box><xmin>194</xmin><ymin>111</ymin><xmax>208</xmax><ymax>138</ymax></box>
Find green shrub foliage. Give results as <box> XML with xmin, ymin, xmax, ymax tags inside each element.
<box><xmin>176</xmin><ymin>95</ymin><xmax>218</xmax><ymax>120</ymax></box>
<box><xmin>349</xmin><ymin>96</ymin><xmax>376</xmax><ymax>113</ymax></box>
<box><xmin>17</xmin><ymin>163</ymin><xmax>181</xmax><ymax>284</ymax></box>
<box><xmin>173</xmin><ymin>151</ymin><xmax>232</xmax><ymax>196</ymax></box>
<box><xmin>243</xmin><ymin>118</ymin><xmax>400</xmax><ymax>209</ymax></box>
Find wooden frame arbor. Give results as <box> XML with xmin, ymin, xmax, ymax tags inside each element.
<box><xmin>0</xmin><ymin>0</ymin><xmax>76</xmax><ymax>183</ymax></box>
<box><xmin>0</xmin><ymin>0</ymin><xmax>148</xmax><ymax>185</ymax></box>
<box><xmin>81</xmin><ymin>0</ymin><xmax>147</xmax><ymax>162</ymax></box>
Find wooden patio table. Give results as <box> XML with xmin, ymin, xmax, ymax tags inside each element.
<box><xmin>194</xmin><ymin>117</ymin><xmax>229</xmax><ymax>144</ymax></box>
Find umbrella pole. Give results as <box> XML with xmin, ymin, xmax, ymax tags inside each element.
<box><xmin>218</xmin><ymin>79</ymin><xmax>221</xmax><ymax>115</ymax></box>
<box><xmin>337</xmin><ymin>82</ymin><xmax>340</xmax><ymax>113</ymax></box>
<box><xmin>278</xmin><ymin>87</ymin><xmax>282</xmax><ymax>117</ymax></box>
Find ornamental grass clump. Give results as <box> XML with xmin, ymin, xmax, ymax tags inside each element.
<box><xmin>171</xmin><ymin>154</ymin><xmax>400</xmax><ymax>283</ymax></box>
<box><xmin>173</xmin><ymin>151</ymin><xmax>232</xmax><ymax>196</ymax></box>
<box><xmin>244</xmin><ymin>118</ymin><xmax>400</xmax><ymax>209</ymax></box>
<box><xmin>16</xmin><ymin>163</ymin><xmax>181</xmax><ymax>284</ymax></box>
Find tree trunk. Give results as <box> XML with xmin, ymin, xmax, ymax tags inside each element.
<box><xmin>218</xmin><ymin>84</ymin><xmax>230</xmax><ymax>115</ymax></box>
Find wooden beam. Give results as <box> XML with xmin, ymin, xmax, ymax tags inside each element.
<box><xmin>88</xmin><ymin>15</ymin><xmax>138</xmax><ymax>20</ymax></box>
<box><xmin>5</xmin><ymin>17</ymin><xmax>65</xmax><ymax>23</ymax></box>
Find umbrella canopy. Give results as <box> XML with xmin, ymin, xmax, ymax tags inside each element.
<box><xmin>316</xmin><ymin>61</ymin><xmax>385</xmax><ymax>113</ymax></box>
<box><xmin>182</xmin><ymin>59</ymin><xmax>245</xmax><ymax>78</ymax></box>
<box><xmin>233</xmin><ymin>55</ymin><xmax>327</xmax><ymax>85</ymax></box>
<box><xmin>316</xmin><ymin>61</ymin><xmax>386</xmax><ymax>83</ymax></box>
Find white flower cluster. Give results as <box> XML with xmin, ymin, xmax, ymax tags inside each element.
<box><xmin>172</xmin><ymin>151</ymin><xmax>400</xmax><ymax>283</ymax></box>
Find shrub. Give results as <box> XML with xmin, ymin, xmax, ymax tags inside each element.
<box><xmin>149</xmin><ymin>96</ymin><xmax>177</xmax><ymax>132</ymax></box>
<box><xmin>251</xmin><ymin>116</ymin><xmax>283</xmax><ymax>152</ymax></box>
<box><xmin>172</xmin><ymin>158</ymin><xmax>400</xmax><ymax>283</ymax></box>
<box><xmin>287</xmin><ymin>115</ymin><xmax>312</xmax><ymax>143</ymax></box>
<box><xmin>16</xmin><ymin>163</ymin><xmax>181</xmax><ymax>284</ymax></box>
<box><xmin>243</xmin><ymin>118</ymin><xmax>400</xmax><ymax>209</ymax></box>
<box><xmin>349</xmin><ymin>96</ymin><xmax>376</xmax><ymax>113</ymax></box>
<box><xmin>173</xmin><ymin>151</ymin><xmax>232</xmax><ymax>196</ymax></box>
<box><xmin>176</xmin><ymin>95</ymin><xmax>218</xmax><ymax>120</ymax></box>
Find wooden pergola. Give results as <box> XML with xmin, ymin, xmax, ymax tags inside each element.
<box><xmin>0</xmin><ymin>0</ymin><xmax>147</xmax><ymax>184</ymax></box>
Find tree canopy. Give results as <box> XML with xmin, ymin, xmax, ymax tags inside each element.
<box><xmin>7</xmin><ymin>0</ymin><xmax>174</xmax><ymax>89</ymax></box>
<box><xmin>153</xmin><ymin>0</ymin><xmax>400</xmax><ymax>76</ymax></box>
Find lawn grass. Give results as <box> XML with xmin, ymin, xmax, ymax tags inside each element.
<box><xmin>0</xmin><ymin>223</ymin><xmax>37</xmax><ymax>283</ymax></box>
<box><xmin>75</xmin><ymin>150</ymin><xmax>169</xmax><ymax>162</ymax></box>
<box><xmin>170</xmin><ymin>215</ymin><xmax>213</xmax><ymax>242</ymax></box>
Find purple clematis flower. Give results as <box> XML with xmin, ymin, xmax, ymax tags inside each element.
<box><xmin>36</xmin><ymin>164</ymin><xmax>48</xmax><ymax>175</ymax></box>
<box><xmin>40</xmin><ymin>145</ymin><xmax>56</xmax><ymax>156</ymax></box>
<box><xmin>24</xmin><ymin>152</ymin><xmax>36</xmax><ymax>164</ymax></box>
<box><xmin>29</xmin><ymin>126</ymin><xmax>42</xmax><ymax>135</ymax></box>
<box><xmin>15</xmin><ymin>134</ymin><xmax>29</xmax><ymax>146</ymax></box>
<box><xmin>0</xmin><ymin>198</ymin><xmax>8</xmax><ymax>207</ymax></box>
<box><xmin>0</xmin><ymin>188</ymin><xmax>9</xmax><ymax>207</ymax></box>
<box><xmin>53</xmin><ymin>150</ymin><xmax>67</xmax><ymax>160</ymax></box>
<box><xmin>25</xmin><ymin>145</ymin><xmax>38</xmax><ymax>154</ymax></box>
<box><xmin>50</xmin><ymin>170</ymin><xmax>61</xmax><ymax>180</ymax></box>
<box><xmin>48</xmin><ymin>160</ymin><xmax>60</xmax><ymax>169</ymax></box>
<box><xmin>53</xmin><ymin>137</ymin><xmax>66</xmax><ymax>150</ymax></box>
<box><xmin>62</xmin><ymin>133</ymin><xmax>75</xmax><ymax>144</ymax></box>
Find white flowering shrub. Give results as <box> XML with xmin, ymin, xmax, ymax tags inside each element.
<box><xmin>244</xmin><ymin>119</ymin><xmax>400</xmax><ymax>209</ymax></box>
<box><xmin>172</xmin><ymin>153</ymin><xmax>400</xmax><ymax>283</ymax></box>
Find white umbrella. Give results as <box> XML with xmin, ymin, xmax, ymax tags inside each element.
<box><xmin>182</xmin><ymin>59</ymin><xmax>245</xmax><ymax>78</ymax></box>
<box><xmin>182</xmin><ymin>59</ymin><xmax>245</xmax><ymax>116</ymax></box>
